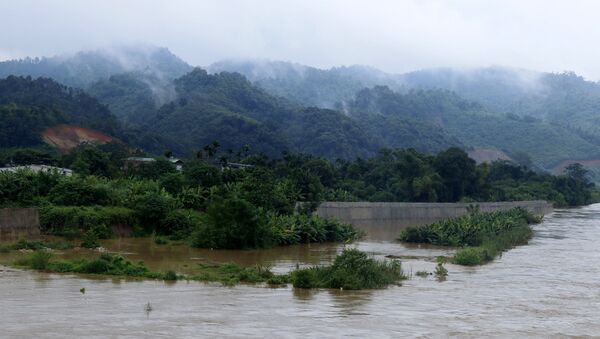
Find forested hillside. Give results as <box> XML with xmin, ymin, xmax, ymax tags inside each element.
<box><xmin>142</xmin><ymin>69</ymin><xmax>379</xmax><ymax>158</ymax></box>
<box><xmin>5</xmin><ymin>47</ymin><xmax>600</xmax><ymax>177</ymax></box>
<box><xmin>344</xmin><ymin>85</ymin><xmax>600</xmax><ymax>169</ymax></box>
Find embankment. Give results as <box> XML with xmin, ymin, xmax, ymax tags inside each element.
<box><xmin>315</xmin><ymin>201</ymin><xmax>552</xmax><ymax>240</ymax></box>
<box><xmin>0</xmin><ymin>208</ymin><xmax>40</xmax><ymax>242</ymax></box>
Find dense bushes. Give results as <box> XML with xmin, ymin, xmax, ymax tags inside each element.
<box><xmin>290</xmin><ymin>249</ymin><xmax>405</xmax><ymax>289</ymax></box>
<box><xmin>2</xmin><ymin>144</ymin><xmax>592</xmax><ymax>252</ymax></box>
<box><xmin>191</xmin><ymin>195</ymin><xmax>272</xmax><ymax>249</ymax></box>
<box><xmin>267</xmin><ymin>213</ymin><xmax>362</xmax><ymax>245</ymax></box>
<box><xmin>398</xmin><ymin>208</ymin><xmax>541</xmax><ymax>265</ymax></box>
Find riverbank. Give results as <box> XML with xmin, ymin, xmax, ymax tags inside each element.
<box><xmin>3</xmin><ymin>206</ymin><xmax>600</xmax><ymax>337</ymax></box>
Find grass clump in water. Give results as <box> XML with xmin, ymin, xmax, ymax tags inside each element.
<box><xmin>190</xmin><ymin>263</ymin><xmax>278</xmax><ymax>285</ymax></box>
<box><xmin>398</xmin><ymin>207</ymin><xmax>541</xmax><ymax>266</ymax></box>
<box><xmin>290</xmin><ymin>249</ymin><xmax>406</xmax><ymax>290</ymax></box>
<box><xmin>434</xmin><ymin>256</ymin><xmax>448</xmax><ymax>281</ymax></box>
<box><xmin>415</xmin><ymin>271</ymin><xmax>430</xmax><ymax>278</ymax></box>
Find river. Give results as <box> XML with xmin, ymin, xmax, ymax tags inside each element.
<box><xmin>1</xmin><ymin>205</ymin><xmax>600</xmax><ymax>337</ymax></box>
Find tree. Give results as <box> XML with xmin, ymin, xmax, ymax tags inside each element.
<box><xmin>433</xmin><ymin>147</ymin><xmax>478</xmax><ymax>202</ymax></box>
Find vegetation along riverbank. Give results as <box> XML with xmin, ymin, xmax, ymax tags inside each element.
<box><xmin>5</xmin><ymin>248</ymin><xmax>405</xmax><ymax>290</ymax></box>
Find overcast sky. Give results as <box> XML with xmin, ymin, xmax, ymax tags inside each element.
<box><xmin>1</xmin><ymin>0</ymin><xmax>599</xmax><ymax>79</ymax></box>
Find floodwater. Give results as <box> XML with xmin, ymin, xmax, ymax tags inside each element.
<box><xmin>2</xmin><ymin>205</ymin><xmax>600</xmax><ymax>337</ymax></box>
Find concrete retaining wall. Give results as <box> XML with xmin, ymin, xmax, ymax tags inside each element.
<box><xmin>316</xmin><ymin>201</ymin><xmax>553</xmax><ymax>240</ymax></box>
<box><xmin>0</xmin><ymin>208</ymin><xmax>40</xmax><ymax>243</ymax></box>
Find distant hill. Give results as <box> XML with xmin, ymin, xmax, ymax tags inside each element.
<box><xmin>343</xmin><ymin>85</ymin><xmax>600</xmax><ymax>169</ymax></box>
<box><xmin>0</xmin><ymin>45</ymin><xmax>192</xmax><ymax>88</ymax></box>
<box><xmin>208</xmin><ymin>60</ymin><xmax>401</xmax><ymax>108</ymax></box>
<box><xmin>5</xmin><ymin>49</ymin><xmax>600</xmax><ymax>174</ymax></box>
<box><xmin>141</xmin><ymin>68</ymin><xmax>379</xmax><ymax>159</ymax></box>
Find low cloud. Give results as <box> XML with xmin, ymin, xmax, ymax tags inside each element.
<box><xmin>1</xmin><ymin>0</ymin><xmax>600</xmax><ymax>79</ymax></box>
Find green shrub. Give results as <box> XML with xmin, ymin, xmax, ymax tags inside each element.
<box><xmin>163</xmin><ymin>270</ymin><xmax>178</xmax><ymax>281</ymax></box>
<box><xmin>132</xmin><ymin>190</ymin><xmax>177</xmax><ymax>232</ymax></box>
<box><xmin>80</xmin><ymin>259</ymin><xmax>110</xmax><ymax>273</ymax></box>
<box><xmin>453</xmin><ymin>247</ymin><xmax>488</xmax><ymax>266</ymax></box>
<box><xmin>291</xmin><ymin>249</ymin><xmax>405</xmax><ymax>290</ymax></box>
<box><xmin>291</xmin><ymin>268</ymin><xmax>319</xmax><ymax>289</ymax></box>
<box><xmin>267</xmin><ymin>213</ymin><xmax>362</xmax><ymax>246</ymax></box>
<box><xmin>48</xmin><ymin>176</ymin><xmax>111</xmax><ymax>206</ymax></box>
<box><xmin>191</xmin><ymin>195</ymin><xmax>273</xmax><ymax>249</ymax></box>
<box><xmin>434</xmin><ymin>257</ymin><xmax>448</xmax><ymax>280</ymax></box>
<box><xmin>80</xmin><ymin>230</ymin><xmax>100</xmax><ymax>248</ymax></box>
<box><xmin>30</xmin><ymin>251</ymin><xmax>52</xmax><ymax>269</ymax></box>
<box><xmin>160</xmin><ymin>209</ymin><xmax>203</xmax><ymax>239</ymax></box>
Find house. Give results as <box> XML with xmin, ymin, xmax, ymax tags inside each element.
<box><xmin>168</xmin><ymin>157</ymin><xmax>184</xmax><ymax>171</ymax></box>
<box><xmin>0</xmin><ymin>165</ymin><xmax>73</xmax><ymax>176</ymax></box>
<box><xmin>124</xmin><ymin>156</ymin><xmax>184</xmax><ymax>171</ymax></box>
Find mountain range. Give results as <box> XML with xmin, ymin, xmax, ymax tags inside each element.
<box><xmin>2</xmin><ymin>45</ymin><xmax>600</xmax><ymax>179</ymax></box>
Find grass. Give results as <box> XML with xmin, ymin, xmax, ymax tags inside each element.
<box><xmin>415</xmin><ymin>271</ymin><xmax>430</xmax><ymax>278</ymax></box>
<box><xmin>289</xmin><ymin>249</ymin><xmax>406</xmax><ymax>290</ymax></box>
<box><xmin>434</xmin><ymin>257</ymin><xmax>448</xmax><ymax>281</ymax></box>
<box><xmin>453</xmin><ymin>225</ymin><xmax>533</xmax><ymax>265</ymax></box>
<box><xmin>398</xmin><ymin>207</ymin><xmax>542</xmax><ymax>266</ymax></box>
<box><xmin>12</xmin><ymin>251</ymin><xmax>281</xmax><ymax>285</ymax></box>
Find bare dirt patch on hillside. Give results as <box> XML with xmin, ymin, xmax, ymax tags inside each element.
<box><xmin>42</xmin><ymin>124</ymin><xmax>113</xmax><ymax>152</ymax></box>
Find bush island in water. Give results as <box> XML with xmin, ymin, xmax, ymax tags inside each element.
<box><xmin>398</xmin><ymin>207</ymin><xmax>541</xmax><ymax>265</ymax></box>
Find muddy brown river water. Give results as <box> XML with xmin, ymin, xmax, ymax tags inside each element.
<box><xmin>2</xmin><ymin>205</ymin><xmax>600</xmax><ymax>337</ymax></box>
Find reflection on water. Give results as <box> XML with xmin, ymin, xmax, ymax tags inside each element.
<box><xmin>3</xmin><ymin>204</ymin><xmax>600</xmax><ymax>337</ymax></box>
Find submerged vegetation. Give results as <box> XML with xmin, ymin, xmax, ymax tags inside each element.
<box><xmin>11</xmin><ymin>249</ymin><xmax>403</xmax><ymax>290</ymax></box>
<box><xmin>290</xmin><ymin>249</ymin><xmax>406</xmax><ymax>290</ymax></box>
<box><xmin>398</xmin><ymin>208</ymin><xmax>541</xmax><ymax>266</ymax></box>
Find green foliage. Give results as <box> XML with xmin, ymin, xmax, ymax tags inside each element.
<box><xmin>399</xmin><ymin>208</ymin><xmax>539</xmax><ymax>265</ymax></box>
<box><xmin>190</xmin><ymin>263</ymin><xmax>276</xmax><ymax>285</ymax></box>
<box><xmin>398</xmin><ymin>207</ymin><xmax>536</xmax><ymax>247</ymax></box>
<box><xmin>80</xmin><ymin>230</ymin><xmax>100</xmax><ymax>248</ymax></box>
<box><xmin>30</xmin><ymin>251</ymin><xmax>52</xmax><ymax>270</ymax></box>
<box><xmin>190</xmin><ymin>195</ymin><xmax>273</xmax><ymax>249</ymax></box>
<box><xmin>48</xmin><ymin>176</ymin><xmax>111</xmax><ymax>206</ymax></box>
<box><xmin>132</xmin><ymin>190</ymin><xmax>177</xmax><ymax>232</ymax></box>
<box><xmin>290</xmin><ymin>249</ymin><xmax>406</xmax><ymax>290</ymax></box>
<box><xmin>434</xmin><ymin>257</ymin><xmax>448</xmax><ymax>281</ymax></box>
<box><xmin>160</xmin><ymin>209</ymin><xmax>204</xmax><ymax>239</ymax></box>
<box><xmin>267</xmin><ymin>213</ymin><xmax>362</xmax><ymax>246</ymax></box>
<box><xmin>163</xmin><ymin>270</ymin><xmax>178</xmax><ymax>281</ymax></box>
